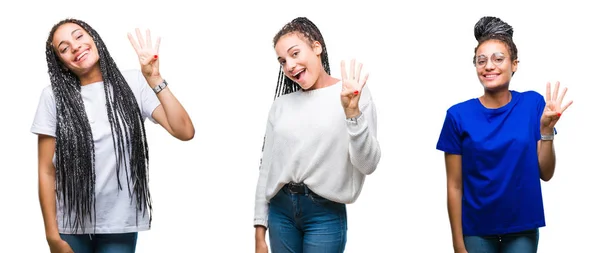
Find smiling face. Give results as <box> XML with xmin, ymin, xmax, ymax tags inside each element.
<box><xmin>51</xmin><ymin>22</ymin><xmax>100</xmax><ymax>78</ymax></box>
<box><xmin>274</xmin><ymin>32</ymin><xmax>324</xmax><ymax>90</ymax></box>
<box><xmin>474</xmin><ymin>40</ymin><xmax>518</xmax><ymax>91</ymax></box>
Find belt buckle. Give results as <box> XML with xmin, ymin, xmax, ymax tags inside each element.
<box><xmin>287</xmin><ymin>182</ymin><xmax>304</xmax><ymax>194</ymax></box>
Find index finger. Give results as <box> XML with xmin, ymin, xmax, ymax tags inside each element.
<box><xmin>560</xmin><ymin>100</ymin><xmax>573</xmax><ymax>114</ymax></box>
<box><xmin>154</xmin><ymin>36</ymin><xmax>161</xmax><ymax>54</ymax></box>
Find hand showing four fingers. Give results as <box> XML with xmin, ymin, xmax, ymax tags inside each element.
<box><xmin>340</xmin><ymin>59</ymin><xmax>369</xmax><ymax>118</ymax></box>
<box><xmin>127</xmin><ymin>28</ymin><xmax>161</xmax><ymax>81</ymax></box>
<box><xmin>541</xmin><ymin>81</ymin><xmax>573</xmax><ymax>134</ymax></box>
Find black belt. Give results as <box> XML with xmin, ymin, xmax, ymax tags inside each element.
<box><xmin>284</xmin><ymin>182</ymin><xmax>310</xmax><ymax>194</ymax></box>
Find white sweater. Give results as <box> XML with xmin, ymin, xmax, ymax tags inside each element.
<box><xmin>254</xmin><ymin>81</ymin><xmax>381</xmax><ymax>227</ymax></box>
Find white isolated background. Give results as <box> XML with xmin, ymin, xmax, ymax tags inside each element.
<box><xmin>0</xmin><ymin>0</ymin><xmax>598</xmax><ymax>252</ymax></box>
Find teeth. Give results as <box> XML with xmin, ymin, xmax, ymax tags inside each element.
<box><xmin>76</xmin><ymin>51</ymin><xmax>88</xmax><ymax>61</ymax></box>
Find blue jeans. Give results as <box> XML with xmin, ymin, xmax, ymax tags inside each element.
<box><xmin>464</xmin><ymin>228</ymin><xmax>539</xmax><ymax>253</ymax></box>
<box><xmin>268</xmin><ymin>185</ymin><xmax>347</xmax><ymax>253</ymax></box>
<box><xmin>60</xmin><ymin>232</ymin><xmax>138</xmax><ymax>253</ymax></box>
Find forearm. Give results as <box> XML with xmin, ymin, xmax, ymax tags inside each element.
<box><xmin>255</xmin><ymin>226</ymin><xmax>267</xmax><ymax>241</ymax></box>
<box><xmin>38</xmin><ymin>171</ymin><xmax>59</xmax><ymax>240</ymax></box>
<box><xmin>347</xmin><ymin>106</ymin><xmax>381</xmax><ymax>175</ymax></box>
<box><xmin>254</xmin><ymin>169</ymin><xmax>270</xmax><ymax>228</ymax></box>
<box><xmin>538</xmin><ymin>138</ymin><xmax>556</xmax><ymax>181</ymax></box>
<box><xmin>447</xmin><ymin>187</ymin><xmax>466</xmax><ymax>251</ymax></box>
<box><xmin>148</xmin><ymin>77</ymin><xmax>194</xmax><ymax>139</ymax></box>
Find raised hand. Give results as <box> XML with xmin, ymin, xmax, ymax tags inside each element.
<box><xmin>127</xmin><ymin>28</ymin><xmax>161</xmax><ymax>80</ymax></box>
<box><xmin>340</xmin><ymin>59</ymin><xmax>369</xmax><ymax>118</ymax></box>
<box><xmin>541</xmin><ymin>81</ymin><xmax>573</xmax><ymax>133</ymax></box>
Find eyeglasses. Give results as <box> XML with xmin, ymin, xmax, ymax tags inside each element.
<box><xmin>474</xmin><ymin>52</ymin><xmax>506</xmax><ymax>68</ymax></box>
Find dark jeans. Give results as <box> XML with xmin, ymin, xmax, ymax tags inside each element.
<box><xmin>268</xmin><ymin>184</ymin><xmax>347</xmax><ymax>253</ymax></box>
<box><xmin>464</xmin><ymin>228</ymin><xmax>539</xmax><ymax>253</ymax></box>
<box><xmin>60</xmin><ymin>232</ymin><xmax>138</xmax><ymax>253</ymax></box>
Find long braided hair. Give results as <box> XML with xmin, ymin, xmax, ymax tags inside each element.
<box><xmin>259</xmin><ymin>17</ymin><xmax>331</xmax><ymax>165</ymax></box>
<box><xmin>45</xmin><ymin>19</ymin><xmax>152</xmax><ymax>233</ymax></box>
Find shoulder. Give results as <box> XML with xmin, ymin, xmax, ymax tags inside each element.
<box><xmin>38</xmin><ymin>85</ymin><xmax>55</xmax><ymax>102</ymax></box>
<box><xmin>272</xmin><ymin>89</ymin><xmax>302</xmax><ymax>107</ymax></box>
<box><xmin>514</xmin><ymin>90</ymin><xmax>545</xmax><ymax>106</ymax></box>
<box><xmin>518</xmin><ymin>90</ymin><xmax>544</xmax><ymax>100</ymax></box>
<box><xmin>447</xmin><ymin>97</ymin><xmax>478</xmax><ymax>116</ymax></box>
<box><xmin>41</xmin><ymin>85</ymin><xmax>54</xmax><ymax>95</ymax></box>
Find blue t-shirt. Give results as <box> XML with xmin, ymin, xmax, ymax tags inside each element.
<box><xmin>436</xmin><ymin>90</ymin><xmax>549</xmax><ymax>236</ymax></box>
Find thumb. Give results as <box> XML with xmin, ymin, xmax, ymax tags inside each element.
<box><xmin>544</xmin><ymin>111</ymin><xmax>560</xmax><ymax>118</ymax></box>
<box><xmin>341</xmin><ymin>89</ymin><xmax>359</xmax><ymax>98</ymax></box>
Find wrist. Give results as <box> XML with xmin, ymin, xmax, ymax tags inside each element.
<box><xmin>46</xmin><ymin>234</ymin><xmax>61</xmax><ymax>243</ymax></box>
<box><xmin>345</xmin><ymin>108</ymin><xmax>360</xmax><ymax>119</ymax></box>
<box><xmin>146</xmin><ymin>75</ymin><xmax>164</xmax><ymax>88</ymax></box>
<box><xmin>540</xmin><ymin>127</ymin><xmax>555</xmax><ymax>141</ymax></box>
<box><xmin>540</xmin><ymin>127</ymin><xmax>554</xmax><ymax>136</ymax></box>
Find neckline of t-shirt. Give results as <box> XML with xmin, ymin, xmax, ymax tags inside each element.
<box><xmin>300</xmin><ymin>80</ymin><xmax>342</xmax><ymax>95</ymax></box>
<box><xmin>476</xmin><ymin>90</ymin><xmax>519</xmax><ymax>114</ymax></box>
<box><xmin>80</xmin><ymin>81</ymin><xmax>104</xmax><ymax>90</ymax></box>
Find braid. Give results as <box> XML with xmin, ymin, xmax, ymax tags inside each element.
<box><xmin>473</xmin><ymin>16</ymin><xmax>519</xmax><ymax>64</ymax></box>
<box><xmin>272</xmin><ymin>17</ymin><xmax>330</xmax><ymax>99</ymax></box>
<box><xmin>258</xmin><ymin>17</ymin><xmax>330</xmax><ymax>168</ymax></box>
<box><xmin>46</xmin><ymin>19</ymin><xmax>152</xmax><ymax>233</ymax></box>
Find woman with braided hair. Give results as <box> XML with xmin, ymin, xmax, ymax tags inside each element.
<box><xmin>253</xmin><ymin>17</ymin><xmax>381</xmax><ymax>253</ymax></box>
<box><xmin>31</xmin><ymin>19</ymin><xmax>194</xmax><ymax>253</ymax></box>
<box><xmin>436</xmin><ymin>16</ymin><xmax>573</xmax><ymax>253</ymax></box>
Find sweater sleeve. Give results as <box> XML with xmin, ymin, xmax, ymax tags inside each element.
<box><xmin>346</xmin><ymin>87</ymin><xmax>381</xmax><ymax>175</ymax></box>
<box><xmin>254</xmin><ymin>105</ymin><xmax>276</xmax><ymax>228</ymax></box>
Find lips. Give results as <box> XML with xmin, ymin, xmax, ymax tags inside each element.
<box><xmin>74</xmin><ymin>49</ymin><xmax>90</xmax><ymax>62</ymax></box>
<box><xmin>483</xmin><ymin>73</ymin><xmax>500</xmax><ymax>80</ymax></box>
<box><xmin>292</xmin><ymin>69</ymin><xmax>305</xmax><ymax>81</ymax></box>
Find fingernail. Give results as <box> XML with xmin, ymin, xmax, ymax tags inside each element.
<box><xmin>353</xmin><ymin>90</ymin><xmax>359</xmax><ymax>95</ymax></box>
<box><xmin>154</xmin><ymin>55</ymin><xmax>158</xmax><ymax>59</ymax></box>
<box><xmin>557</xmin><ymin>113</ymin><xmax>562</xmax><ymax>117</ymax></box>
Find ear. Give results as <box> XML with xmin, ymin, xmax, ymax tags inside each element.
<box><xmin>511</xmin><ymin>59</ymin><xmax>519</xmax><ymax>73</ymax></box>
<box><xmin>312</xmin><ymin>41</ymin><xmax>322</xmax><ymax>56</ymax></box>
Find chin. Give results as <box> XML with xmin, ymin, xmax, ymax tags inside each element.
<box><xmin>482</xmin><ymin>82</ymin><xmax>509</xmax><ymax>92</ymax></box>
<box><xmin>298</xmin><ymin>83</ymin><xmax>314</xmax><ymax>90</ymax></box>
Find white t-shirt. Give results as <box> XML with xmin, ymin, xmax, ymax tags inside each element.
<box><xmin>31</xmin><ymin>69</ymin><xmax>161</xmax><ymax>234</ymax></box>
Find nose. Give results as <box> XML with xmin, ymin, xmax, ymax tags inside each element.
<box><xmin>285</xmin><ymin>60</ymin><xmax>297</xmax><ymax>74</ymax></box>
<box><xmin>484</xmin><ymin>58</ymin><xmax>496</xmax><ymax>71</ymax></box>
<box><xmin>71</xmin><ymin>42</ymin><xmax>82</xmax><ymax>53</ymax></box>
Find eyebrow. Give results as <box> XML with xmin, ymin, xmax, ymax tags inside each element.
<box><xmin>56</xmin><ymin>29</ymin><xmax>82</xmax><ymax>48</ymax></box>
<box><xmin>477</xmin><ymin>52</ymin><xmax>506</xmax><ymax>58</ymax></box>
<box><xmin>277</xmin><ymin>45</ymin><xmax>299</xmax><ymax>61</ymax></box>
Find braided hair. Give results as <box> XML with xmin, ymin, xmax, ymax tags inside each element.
<box><xmin>473</xmin><ymin>16</ymin><xmax>519</xmax><ymax>67</ymax></box>
<box><xmin>45</xmin><ymin>19</ymin><xmax>152</xmax><ymax>233</ymax></box>
<box><xmin>271</xmin><ymin>17</ymin><xmax>331</xmax><ymax>99</ymax></box>
<box><xmin>258</xmin><ymin>17</ymin><xmax>331</xmax><ymax>167</ymax></box>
